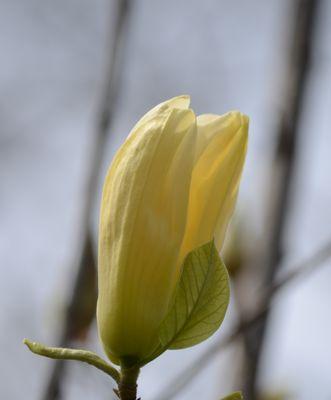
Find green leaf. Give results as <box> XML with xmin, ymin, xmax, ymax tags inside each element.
<box><xmin>159</xmin><ymin>240</ymin><xmax>230</xmax><ymax>350</ymax></box>
<box><xmin>221</xmin><ymin>391</ymin><xmax>243</xmax><ymax>400</ymax></box>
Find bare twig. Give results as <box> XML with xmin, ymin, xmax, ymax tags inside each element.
<box><xmin>244</xmin><ymin>1</ymin><xmax>320</xmax><ymax>398</ymax></box>
<box><xmin>42</xmin><ymin>1</ymin><xmax>132</xmax><ymax>399</ymax></box>
<box><xmin>154</xmin><ymin>238</ymin><xmax>331</xmax><ymax>400</ymax></box>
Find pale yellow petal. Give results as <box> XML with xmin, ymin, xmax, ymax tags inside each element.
<box><xmin>180</xmin><ymin>112</ymin><xmax>248</xmax><ymax>261</ymax></box>
<box><xmin>128</xmin><ymin>94</ymin><xmax>190</xmax><ymax>138</ymax></box>
<box><xmin>109</xmin><ymin>96</ymin><xmax>191</xmax><ymax>175</ymax></box>
<box><xmin>97</xmin><ymin>104</ymin><xmax>196</xmax><ymax>363</ymax></box>
<box><xmin>145</xmin><ymin>94</ymin><xmax>190</xmax><ymax>116</ymax></box>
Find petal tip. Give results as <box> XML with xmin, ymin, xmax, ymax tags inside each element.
<box><xmin>241</xmin><ymin>113</ymin><xmax>249</xmax><ymax>127</ymax></box>
<box><xmin>168</xmin><ymin>94</ymin><xmax>191</xmax><ymax>109</ymax></box>
<box><xmin>227</xmin><ymin>111</ymin><xmax>249</xmax><ymax>137</ymax></box>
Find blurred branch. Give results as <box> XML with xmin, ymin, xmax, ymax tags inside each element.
<box><xmin>42</xmin><ymin>1</ymin><xmax>132</xmax><ymax>399</ymax></box>
<box><xmin>244</xmin><ymin>1</ymin><xmax>320</xmax><ymax>398</ymax></box>
<box><xmin>154</xmin><ymin>238</ymin><xmax>331</xmax><ymax>400</ymax></box>
<box><xmin>24</xmin><ymin>339</ymin><xmax>120</xmax><ymax>383</ymax></box>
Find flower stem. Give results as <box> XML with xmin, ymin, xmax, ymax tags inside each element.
<box><xmin>118</xmin><ymin>364</ymin><xmax>140</xmax><ymax>400</ymax></box>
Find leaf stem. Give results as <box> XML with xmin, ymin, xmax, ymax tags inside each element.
<box><xmin>23</xmin><ymin>339</ymin><xmax>120</xmax><ymax>384</ymax></box>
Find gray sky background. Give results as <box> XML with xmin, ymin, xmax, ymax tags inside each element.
<box><xmin>1</xmin><ymin>1</ymin><xmax>331</xmax><ymax>399</ymax></box>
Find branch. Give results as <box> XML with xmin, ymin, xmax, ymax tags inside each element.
<box><xmin>243</xmin><ymin>0</ymin><xmax>320</xmax><ymax>397</ymax></box>
<box><xmin>24</xmin><ymin>339</ymin><xmax>120</xmax><ymax>384</ymax></box>
<box><xmin>154</xmin><ymin>238</ymin><xmax>331</xmax><ymax>400</ymax></box>
<box><xmin>42</xmin><ymin>1</ymin><xmax>133</xmax><ymax>398</ymax></box>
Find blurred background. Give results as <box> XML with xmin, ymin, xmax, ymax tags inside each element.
<box><xmin>1</xmin><ymin>0</ymin><xmax>331</xmax><ymax>399</ymax></box>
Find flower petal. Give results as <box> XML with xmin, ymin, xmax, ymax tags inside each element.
<box><xmin>97</xmin><ymin>103</ymin><xmax>196</xmax><ymax>363</ymax></box>
<box><xmin>180</xmin><ymin>111</ymin><xmax>248</xmax><ymax>261</ymax></box>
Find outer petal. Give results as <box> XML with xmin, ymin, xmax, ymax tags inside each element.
<box><xmin>97</xmin><ymin>101</ymin><xmax>196</xmax><ymax>364</ymax></box>
<box><xmin>180</xmin><ymin>111</ymin><xmax>248</xmax><ymax>261</ymax></box>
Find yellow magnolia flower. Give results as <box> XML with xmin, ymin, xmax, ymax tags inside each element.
<box><xmin>97</xmin><ymin>95</ymin><xmax>248</xmax><ymax>365</ymax></box>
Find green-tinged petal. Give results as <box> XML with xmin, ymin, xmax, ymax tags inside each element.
<box><xmin>97</xmin><ymin>103</ymin><xmax>197</xmax><ymax>364</ymax></box>
<box><xmin>180</xmin><ymin>112</ymin><xmax>248</xmax><ymax>260</ymax></box>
